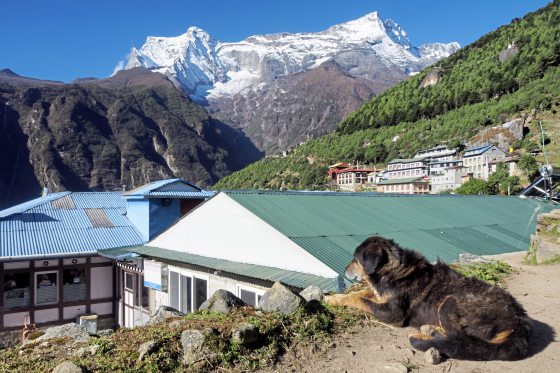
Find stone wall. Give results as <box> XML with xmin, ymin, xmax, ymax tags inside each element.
<box><xmin>530</xmin><ymin>209</ymin><xmax>560</xmax><ymax>263</ymax></box>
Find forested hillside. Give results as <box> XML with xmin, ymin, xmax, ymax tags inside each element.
<box><xmin>215</xmin><ymin>1</ymin><xmax>560</xmax><ymax>190</ymax></box>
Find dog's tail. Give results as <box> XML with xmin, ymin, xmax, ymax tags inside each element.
<box><xmin>409</xmin><ymin>324</ymin><xmax>531</xmax><ymax>361</ymax></box>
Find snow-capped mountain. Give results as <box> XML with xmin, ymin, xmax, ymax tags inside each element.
<box><xmin>118</xmin><ymin>12</ymin><xmax>459</xmax><ymax>102</ymax></box>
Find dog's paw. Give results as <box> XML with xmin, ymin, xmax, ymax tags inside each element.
<box><xmin>324</xmin><ymin>294</ymin><xmax>345</xmax><ymax>306</ymax></box>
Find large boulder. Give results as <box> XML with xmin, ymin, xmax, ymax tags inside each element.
<box><xmin>148</xmin><ymin>306</ymin><xmax>184</xmax><ymax>325</ymax></box>
<box><xmin>52</xmin><ymin>361</ymin><xmax>84</xmax><ymax>373</ymax></box>
<box><xmin>259</xmin><ymin>282</ymin><xmax>304</xmax><ymax>315</ymax></box>
<box><xmin>199</xmin><ymin>289</ymin><xmax>246</xmax><ymax>313</ymax></box>
<box><xmin>181</xmin><ymin>328</ymin><xmax>217</xmax><ymax>366</ymax></box>
<box><xmin>299</xmin><ymin>285</ymin><xmax>324</xmax><ymax>302</ymax></box>
<box><xmin>231</xmin><ymin>323</ymin><xmax>260</xmax><ymax>345</ymax></box>
<box><xmin>33</xmin><ymin>323</ymin><xmax>90</xmax><ymax>344</ymax></box>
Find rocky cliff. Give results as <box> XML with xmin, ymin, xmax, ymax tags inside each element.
<box><xmin>0</xmin><ymin>68</ymin><xmax>260</xmax><ymax>208</ymax></box>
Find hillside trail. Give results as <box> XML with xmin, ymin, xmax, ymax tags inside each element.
<box><xmin>263</xmin><ymin>252</ymin><xmax>559</xmax><ymax>373</ymax></box>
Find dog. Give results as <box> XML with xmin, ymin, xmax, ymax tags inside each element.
<box><xmin>324</xmin><ymin>236</ymin><xmax>531</xmax><ymax>361</ymax></box>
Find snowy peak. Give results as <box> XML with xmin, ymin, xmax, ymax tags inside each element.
<box><xmin>117</xmin><ymin>11</ymin><xmax>459</xmax><ymax>101</ymax></box>
<box><xmin>382</xmin><ymin>19</ymin><xmax>412</xmax><ymax>50</ymax></box>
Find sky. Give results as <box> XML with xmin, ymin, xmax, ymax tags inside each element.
<box><xmin>0</xmin><ymin>0</ymin><xmax>551</xmax><ymax>82</ymax></box>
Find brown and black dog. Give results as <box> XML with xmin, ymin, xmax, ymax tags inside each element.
<box><xmin>324</xmin><ymin>236</ymin><xmax>531</xmax><ymax>361</ymax></box>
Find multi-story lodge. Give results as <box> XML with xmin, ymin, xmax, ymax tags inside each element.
<box><xmin>463</xmin><ymin>144</ymin><xmax>507</xmax><ymax>180</ymax></box>
<box><xmin>429</xmin><ymin>159</ymin><xmax>467</xmax><ymax>193</ymax></box>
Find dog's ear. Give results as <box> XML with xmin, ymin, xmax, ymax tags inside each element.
<box><xmin>361</xmin><ymin>253</ymin><xmax>380</xmax><ymax>274</ymax></box>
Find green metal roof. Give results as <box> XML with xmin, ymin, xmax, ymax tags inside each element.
<box><xmin>100</xmin><ymin>245</ymin><xmax>348</xmax><ymax>292</ymax></box>
<box><xmin>377</xmin><ymin>177</ymin><xmax>428</xmax><ymax>185</ymax></box>
<box><xmin>224</xmin><ymin>191</ymin><xmax>554</xmax><ymax>276</ymax></box>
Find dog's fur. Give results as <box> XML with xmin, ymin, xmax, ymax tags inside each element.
<box><xmin>324</xmin><ymin>236</ymin><xmax>531</xmax><ymax>361</ymax></box>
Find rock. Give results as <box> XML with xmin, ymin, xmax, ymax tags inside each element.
<box><xmin>138</xmin><ymin>340</ymin><xmax>159</xmax><ymax>361</ymax></box>
<box><xmin>170</xmin><ymin>319</ymin><xmax>188</xmax><ymax>329</ymax></box>
<box><xmin>96</xmin><ymin>329</ymin><xmax>114</xmax><ymax>337</ymax></box>
<box><xmin>181</xmin><ymin>329</ymin><xmax>216</xmax><ymax>366</ymax></box>
<box><xmin>148</xmin><ymin>306</ymin><xmax>185</xmax><ymax>325</ymax></box>
<box><xmin>199</xmin><ymin>289</ymin><xmax>246</xmax><ymax>314</ymax></box>
<box><xmin>533</xmin><ymin>236</ymin><xmax>560</xmax><ymax>263</ymax></box>
<box><xmin>383</xmin><ymin>363</ymin><xmax>408</xmax><ymax>373</ymax></box>
<box><xmin>259</xmin><ymin>282</ymin><xmax>305</xmax><ymax>315</ymax></box>
<box><xmin>33</xmin><ymin>323</ymin><xmax>90</xmax><ymax>344</ymax></box>
<box><xmin>232</xmin><ymin>323</ymin><xmax>260</xmax><ymax>345</ymax></box>
<box><xmin>424</xmin><ymin>347</ymin><xmax>442</xmax><ymax>365</ymax></box>
<box><xmin>75</xmin><ymin>345</ymin><xmax>99</xmax><ymax>357</ymax></box>
<box><xmin>456</xmin><ymin>253</ymin><xmax>489</xmax><ymax>265</ymax></box>
<box><xmin>299</xmin><ymin>285</ymin><xmax>324</xmax><ymax>302</ymax></box>
<box><xmin>52</xmin><ymin>361</ymin><xmax>84</xmax><ymax>373</ymax></box>
<box><xmin>419</xmin><ymin>68</ymin><xmax>444</xmax><ymax>88</ymax></box>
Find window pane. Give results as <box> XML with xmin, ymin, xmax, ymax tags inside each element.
<box><xmin>180</xmin><ymin>275</ymin><xmax>192</xmax><ymax>313</ymax></box>
<box><xmin>169</xmin><ymin>272</ymin><xmax>180</xmax><ymax>311</ymax></box>
<box><xmin>240</xmin><ymin>289</ymin><xmax>256</xmax><ymax>307</ymax></box>
<box><xmin>194</xmin><ymin>278</ymin><xmax>207</xmax><ymax>311</ymax></box>
<box><xmin>63</xmin><ymin>267</ymin><xmax>86</xmax><ymax>302</ymax></box>
<box><xmin>4</xmin><ymin>272</ymin><xmax>30</xmax><ymax>309</ymax></box>
<box><xmin>36</xmin><ymin>272</ymin><xmax>58</xmax><ymax>305</ymax></box>
<box><xmin>141</xmin><ymin>281</ymin><xmax>149</xmax><ymax>308</ymax></box>
<box><xmin>125</xmin><ymin>272</ymin><xmax>134</xmax><ymax>291</ymax></box>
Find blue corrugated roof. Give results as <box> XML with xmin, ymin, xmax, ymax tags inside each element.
<box><xmin>0</xmin><ymin>192</ymin><xmax>144</xmax><ymax>260</ymax></box>
<box><xmin>0</xmin><ymin>192</ymin><xmax>70</xmax><ymax>218</ymax></box>
<box><xmin>463</xmin><ymin>144</ymin><xmax>496</xmax><ymax>157</ymax></box>
<box><xmin>123</xmin><ymin>178</ymin><xmax>213</xmax><ymax>199</ymax></box>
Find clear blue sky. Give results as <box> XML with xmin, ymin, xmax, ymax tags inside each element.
<box><xmin>0</xmin><ymin>0</ymin><xmax>551</xmax><ymax>82</ymax></box>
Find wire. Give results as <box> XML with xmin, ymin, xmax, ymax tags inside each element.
<box><xmin>539</xmin><ymin>120</ymin><xmax>549</xmax><ymax>165</ymax></box>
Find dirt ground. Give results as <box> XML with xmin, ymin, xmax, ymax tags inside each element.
<box><xmin>263</xmin><ymin>252</ymin><xmax>559</xmax><ymax>373</ymax></box>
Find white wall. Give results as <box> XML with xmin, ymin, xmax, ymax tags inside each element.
<box><xmin>151</xmin><ymin>264</ymin><xmax>270</xmax><ymax>313</ymax></box>
<box><xmin>91</xmin><ymin>267</ymin><xmax>113</xmax><ymax>299</ymax></box>
<box><xmin>149</xmin><ymin>193</ymin><xmax>338</xmax><ymax>278</ymax></box>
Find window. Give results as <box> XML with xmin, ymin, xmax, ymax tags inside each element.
<box><xmin>237</xmin><ymin>285</ymin><xmax>265</xmax><ymax>307</ymax></box>
<box><xmin>125</xmin><ymin>272</ymin><xmax>134</xmax><ymax>291</ymax></box>
<box><xmin>169</xmin><ymin>271</ymin><xmax>207</xmax><ymax>313</ymax></box>
<box><xmin>36</xmin><ymin>271</ymin><xmax>58</xmax><ymax>305</ymax></box>
<box><xmin>194</xmin><ymin>277</ymin><xmax>207</xmax><ymax>311</ymax></box>
<box><xmin>63</xmin><ymin>267</ymin><xmax>86</xmax><ymax>302</ymax></box>
<box><xmin>4</xmin><ymin>272</ymin><xmax>30</xmax><ymax>309</ymax></box>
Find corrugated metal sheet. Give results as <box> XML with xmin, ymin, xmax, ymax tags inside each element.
<box><xmin>146</xmin><ymin>191</ymin><xmax>216</xmax><ymax>198</ymax></box>
<box><xmin>123</xmin><ymin>178</ymin><xmax>214</xmax><ymax>199</ymax></box>
<box><xmin>0</xmin><ymin>192</ymin><xmax>144</xmax><ymax>260</ymax></box>
<box><xmin>51</xmin><ymin>194</ymin><xmax>76</xmax><ymax>209</ymax></box>
<box><xmin>0</xmin><ymin>192</ymin><xmax>70</xmax><ymax>218</ymax></box>
<box><xmin>101</xmin><ymin>246</ymin><xmax>347</xmax><ymax>291</ymax></box>
<box><xmin>85</xmin><ymin>208</ymin><xmax>114</xmax><ymax>228</ymax></box>
<box><xmin>225</xmin><ymin>191</ymin><xmax>554</xmax><ymax>275</ymax></box>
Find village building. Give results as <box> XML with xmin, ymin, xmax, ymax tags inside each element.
<box><xmin>376</xmin><ymin>177</ymin><xmax>430</xmax><ymax>194</ymax></box>
<box><xmin>429</xmin><ymin>159</ymin><xmax>468</xmax><ymax>193</ymax></box>
<box><xmin>462</xmin><ymin>144</ymin><xmax>507</xmax><ymax>180</ymax></box>
<box><xmin>101</xmin><ymin>191</ymin><xmax>551</xmax><ymax>327</ymax></box>
<box><xmin>414</xmin><ymin>145</ymin><xmax>457</xmax><ymax>160</ymax></box>
<box><xmin>385</xmin><ymin>157</ymin><xmax>430</xmax><ymax>180</ymax></box>
<box><xmin>0</xmin><ymin>179</ymin><xmax>213</xmax><ymax>330</ymax></box>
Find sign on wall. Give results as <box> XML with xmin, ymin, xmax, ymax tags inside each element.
<box><xmin>143</xmin><ymin>260</ymin><xmax>168</xmax><ymax>292</ymax></box>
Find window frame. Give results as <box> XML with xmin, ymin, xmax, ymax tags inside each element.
<box><xmin>35</xmin><ymin>270</ymin><xmax>59</xmax><ymax>306</ymax></box>
<box><xmin>236</xmin><ymin>284</ymin><xmax>265</xmax><ymax>307</ymax></box>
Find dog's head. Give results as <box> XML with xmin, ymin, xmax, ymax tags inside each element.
<box><xmin>345</xmin><ymin>236</ymin><xmax>396</xmax><ymax>281</ymax></box>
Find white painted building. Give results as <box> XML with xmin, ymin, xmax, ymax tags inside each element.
<box><xmin>429</xmin><ymin>159</ymin><xmax>468</xmax><ymax>193</ymax></box>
